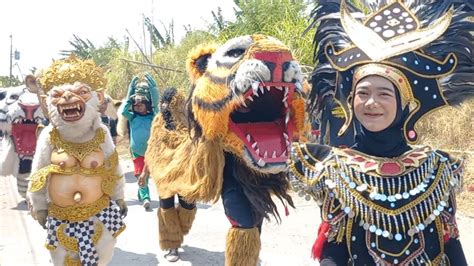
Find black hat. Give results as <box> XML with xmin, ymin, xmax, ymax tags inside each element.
<box><xmin>308</xmin><ymin>0</ymin><xmax>474</xmax><ymax>144</ymax></box>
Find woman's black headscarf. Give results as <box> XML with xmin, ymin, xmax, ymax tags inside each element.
<box><xmin>351</xmin><ymin>79</ymin><xmax>411</xmax><ymax>158</ymax></box>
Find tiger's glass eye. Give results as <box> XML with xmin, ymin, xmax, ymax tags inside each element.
<box><xmin>226</xmin><ymin>48</ymin><xmax>245</xmax><ymax>58</ymax></box>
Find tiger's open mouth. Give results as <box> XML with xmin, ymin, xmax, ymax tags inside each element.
<box><xmin>57</xmin><ymin>101</ymin><xmax>85</xmax><ymax>122</ymax></box>
<box><xmin>229</xmin><ymin>82</ymin><xmax>296</xmax><ymax>167</ymax></box>
<box><xmin>11</xmin><ymin>118</ymin><xmax>42</xmax><ymax>157</ymax></box>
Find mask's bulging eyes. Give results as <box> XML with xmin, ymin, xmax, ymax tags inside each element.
<box><xmin>52</xmin><ymin>91</ymin><xmax>62</xmax><ymax>98</ymax></box>
<box><xmin>225</xmin><ymin>48</ymin><xmax>246</xmax><ymax>58</ymax></box>
<box><xmin>10</xmin><ymin>94</ymin><xmax>19</xmax><ymax>100</ymax></box>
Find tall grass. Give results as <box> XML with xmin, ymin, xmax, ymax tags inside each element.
<box><xmin>105</xmin><ymin>31</ymin><xmax>217</xmax><ymax>99</ymax></box>
<box><xmin>417</xmin><ymin>99</ymin><xmax>474</xmax><ymax>215</ymax></box>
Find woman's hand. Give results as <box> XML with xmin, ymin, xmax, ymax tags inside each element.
<box><xmin>138</xmin><ymin>163</ymin><xmax>150</xmax><ymax>187</ymax></box>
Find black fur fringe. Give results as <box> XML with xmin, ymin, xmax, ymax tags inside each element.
<box><xmin>233</xmin><ymin>158</ymin><xmax>295</xmax><ymax>223</ymax></box>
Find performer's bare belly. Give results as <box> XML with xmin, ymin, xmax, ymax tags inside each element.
<box><xmin>48</xmin><ymin>149</ymin><xmax>105</xmax><ymax>207</ymax></box>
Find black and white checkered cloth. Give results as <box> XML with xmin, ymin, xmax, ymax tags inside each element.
<box><xmin>45</xmin><ymin>200</ymin><xmax>125</xmax><ymax>265</ymax></box>
<box><xmin>76</xmin><ymin>220</ymin><xmax>99</xmax><ymax>265</ymax></box>
<box><xmin>46</xmin><ymin>217</ymin><xmax>64</xmax><ymax>248</ymax></box>
<box><xmin>95</xmin><ymin>200</ymin><xmax>125</xmax><ymax>236</ymax></box>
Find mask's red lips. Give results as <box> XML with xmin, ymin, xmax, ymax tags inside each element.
<box><xmin>11</xmin><ymin>123</ymin><xmax>38</xmax><ymax>157</ymax></box>
<box><xmin>229</xmin><ymin>82</ymin><xmax>296</xmax><ymax>167</ymax></box>
<box><xmin>57</xmin><ymin>101</ymin><xmax>86</xmax><ymax>122</ymax></box>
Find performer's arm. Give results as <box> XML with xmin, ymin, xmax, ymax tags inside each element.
<box><xmin>122</xmin><ymin>76</ymin><xmax>139</xmax><ymax>120</ymax></box>
<box><xmin>101</xmin><ymin>127</ymin><xmax>127</xmax><ymax>217</ymax></box>
<box><xmin>144</xmin><ymin>73</ymin><xmax>160</xmax><ymax>115</ymax></box>
<box><xmin>27</xmin><ymin>126</ymin><xmax>53</xmax><ymax>214</ymax></box>
<box><xmin>443</xmin><ymin>154</ymin><xmax>467</xmax><ymax>265</ymax></box>
<box><xmin>288</xmin><ymin>143</ymin><xmax>331</xmax><ymax>201</ymax></box>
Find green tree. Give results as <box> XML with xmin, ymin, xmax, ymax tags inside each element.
<box><xmin>60</xmin><ymin>35</ymin><xmax>124</xmax><ymax>67</ymax></box>
<box><xmin>0</xmin><ymin>76</ymin><xmax>22</xmax><ymax>87</ymax></box>
<box><xmin>144</xmin><ymin>16</ymin><xmax>175</xmax><ymax>49</ymax></box>
<box><xmin>217</xmin><ymin>0</ymin><xmax>315</xmax><ymax>70</ymax></box>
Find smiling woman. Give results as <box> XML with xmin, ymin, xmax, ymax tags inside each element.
<box><xmin>289</xmin><ymin>0</ymin><xmax>474</xmax><ymax>265</ymax></box>
<box><xmin>353</xmin><ymin>75</ymin><xmax>398</xmax><ymax>133</ymax></box>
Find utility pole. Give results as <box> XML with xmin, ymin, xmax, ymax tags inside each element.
<box><xmin>9</xmin><ymin>34</ymin><xmax>13</xmax><ymax>86</ymax></box>
<box><xmin>150</xmin><ymin>0</ymin><xmax>154</xmax><ymax>58</ymax></box>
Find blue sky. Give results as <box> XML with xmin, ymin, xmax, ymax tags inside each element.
<box><xmin>0</xmin><ymin>0</ymin><xmax>236</xmax><ymax>78</ymax></box>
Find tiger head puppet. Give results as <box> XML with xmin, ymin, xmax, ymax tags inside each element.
<box><xmin>186</xmin><ymin>34</ymin><xmax>307</xmax><ymax>174</ymax></box>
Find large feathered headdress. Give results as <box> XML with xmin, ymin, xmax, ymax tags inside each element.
<box><xmin>308</xmin><ymin>0</ymin><xmax>474</xmax><ymax>144</ymax></box>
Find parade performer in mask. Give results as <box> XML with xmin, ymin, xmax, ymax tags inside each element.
<box><xmin>144</xmin><ymin>35</ymin><xmax>307</xmax><ymax>265</ymax></box>
<box><xmin>122</xmin><ymin>73</ymin><xmax>159</xmax><ymax>210</ymax></box>
<box><xmin>27</xmin><ymin>56</ymin><xmax>127</xmax><ymax>265</ymax></box>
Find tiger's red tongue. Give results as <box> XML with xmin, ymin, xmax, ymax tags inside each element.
<box><xmin>11</xmin><ymin>123</ymin><xmax>38</xmax><ymax>156</ymax></box>
<box><xmin>230</xmin><ymin>119</ymin><xmax>290</xmax><ymax>163</ymax></box>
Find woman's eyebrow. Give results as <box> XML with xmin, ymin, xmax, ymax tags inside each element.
<box><xmin>376</xmin><ymin>87</ymin><xmax>395</xmax><ymax>93</ymax></box>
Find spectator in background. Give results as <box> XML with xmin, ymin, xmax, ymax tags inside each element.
<box><xmin>121</xmin><ymin>73</ymin><xmax>159</xmax><ymax>210</ymax></box>
<box><xmin>99</xmin><ymin>96</ymin><xmax>118</xmax><ymax>145</ymax></box>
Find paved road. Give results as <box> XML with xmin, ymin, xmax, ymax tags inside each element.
<box><xmin>1</xmin><ymin>158</ymin><xmax>473</xmax><ymax>265</ymax></box>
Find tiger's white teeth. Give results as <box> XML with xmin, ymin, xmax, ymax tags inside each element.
<box><xmin>257</xmin><ymin>158</ymin><xmax>266</xmax><ymax>167</ymax></box>
<box><xmin>276</xmin><ymin>86</ymin><xmax>283</xmax><ymax>91</ymax></box>
<box><xmin>247</xmin><ymin>96</ymin><xmax>254</xmax><ymax>102</ymax></box>
<box><xmin>246</xmin><ymin>134</ymin><xmax>251</xmax><ymax>142</ymax></box>
<box><xmin>284</xmin><ymin>86</ymin><xmax>289</xmax><ymax>95</ymax></box>
<box><xmin>263</xmin><ymin>151</ymin><xmax>268</xmax><ymax>158</ymax></box>
<box><xmin>284</xmin><ymin>101</ymin><xmax>288</xmax><ymax>108</ymax></box>
<box><xmin>282</xmin><ymin>96</ymin><xmax>288</xmax><ymax>103</ymax></box>
<box><xmin>285</xmin><ymin>112</ymin><xmax>290</xmax><ymax>125</ymax></box>
<box><xmin>281</xmin><ymin>150</ymin><xmax>287</xmax><ymax>157</ymax></box>
<box><xmin>283</xmin><ymin>132</ymin><xmax>289</xmax><ymax>139</ymax></box>
<box><xmin>272</xmin><ymin>151</ymin><xmax>277</xmax><ymax>158</ymax></box>
<box><xmin>255</xmin><ymin>148</ymin><xmax>260</xmax><ymax>155</ymax></box>
<box><xmin>259</xmin><ymin>85</ymin><xmax>265</xmax><ymax>94</ymax></box>
<box><xmin>252</xmin><ymin>82</ymin><xmax>259</xmax><ymax>91</ymax></box>
<box><xmin>252</xmin><ymin>142</ymin><xmax>258</xmax><ymax>149</ymax></box>
<box><xmin>295</xmin><ymin>82</ymin><xmax>302</xmax><ymax>91</ymax></box>
<box><xmin>266</xmin><ymin>86</ymin><xmax>271</xmax><ymax>91</ymax></box>
<box><xmin>242</xmin><ymin>101</ymin><xmax>248</xmax><ymax>108</ymax></box>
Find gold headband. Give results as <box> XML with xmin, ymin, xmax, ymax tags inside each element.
<box><xmin>353</xmin><ymin>63</ymin><xmax>414</xmax><ymax>107</ymax></box>
<box><xmin>40</xmin><ymin>55</ymin><xmax>107</xmax><ymax>93</ymax></box>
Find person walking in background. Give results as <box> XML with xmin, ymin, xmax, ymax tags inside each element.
<box><xmin>122</xmin><ymin>73</ymin><xmax>159</xmax><ymax>210</ymax></box>
<box><xmin>99</xmin><ymin>95</ymin><xmax>118</xmax><ymax>145</ymax></box>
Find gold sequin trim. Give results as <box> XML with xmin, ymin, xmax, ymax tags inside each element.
<box><xmin>40</xmin><ymin>55</ymin><xmax>107</xmax><ymax>92</ymax></box>
<box><xmin>64</xmin><ymin>254</ymin><xmax>81</xmax><ymax>266</ymax></box>
<box><xmin>50</xmin><ymin>127</ymin><xmax>105</xmax><ymax>162</ymax></box>
<box><xmin>48</xmin><ymin>195</ymin><xmax>109</xmax><ymax>222</ymax></box>
<box><xmin>28</xmin><ymin>150</ymin><xmax>120</xmax><ymax>193</ymax></box>
<box><xmin>333</xmin><ymin>162</ymin><xmax>446</xmax><ymax>216</ymax></box>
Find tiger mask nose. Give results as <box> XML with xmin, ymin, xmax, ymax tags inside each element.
<box><xmin>251</xmin><ymin>51</ymin><xmax>293</xmax><ymax>82</ymax></box>
<box><xmin>18</xmin><ymin>102</ymin><xmax>39</xmax><ymax>121</ymax></box>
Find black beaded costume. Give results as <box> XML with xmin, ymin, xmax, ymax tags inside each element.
<box><xmin>290</xmin><ymin>0</ymin><xmax>474</xmax><ymax>265</ymax></box>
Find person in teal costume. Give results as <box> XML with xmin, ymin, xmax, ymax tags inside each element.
<box><xmin>122</xmin><ymin>73</ymin><xmax>159</xmax><ymax>210</ymax></box>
